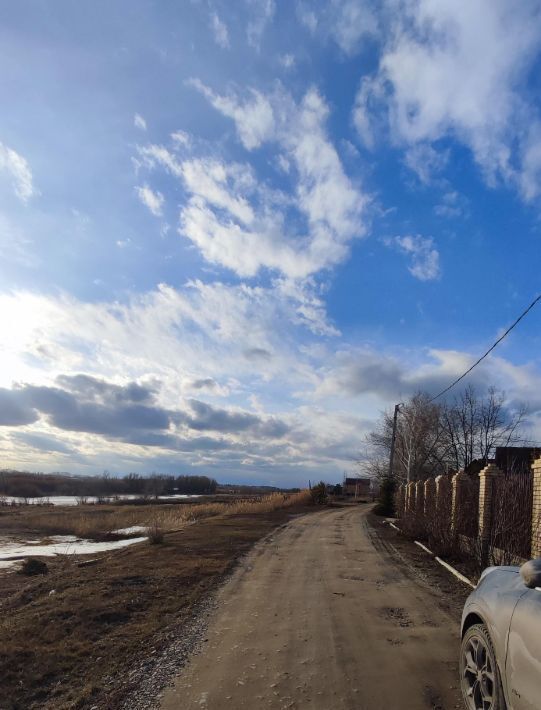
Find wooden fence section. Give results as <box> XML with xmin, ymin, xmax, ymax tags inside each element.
<box><xmin>395</xmin><ymin>455</ymin><xmax>541</xmax><ymax>565</ymax></box>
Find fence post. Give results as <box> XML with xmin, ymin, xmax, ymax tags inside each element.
<box><xmin>416</xmin><ymin>480</ymin><xmax>424</xmax><ymax>517</ymax></box>
<box><xmin>451</xmin><ymin>471</ymin><xmax>466</xmax><ymax>534</ymax></box>
<box><xmin>478</xmin><ymin>463</ymin><xmax>502</xmax><ymax>566</ymax></box>
<box><xmin>532</xmin><ymin>457</ymin><xmax>541</xmax><ymax>559</ymax></box>
<box><xmin>435</xmin><ymin>474</ymin><xmax>446</xmax><ymax>515</ymax></box>
<box><xmin>424</xmin><ymin>477</ymin><xmax>435</xmax><ymax>517</ymax></box>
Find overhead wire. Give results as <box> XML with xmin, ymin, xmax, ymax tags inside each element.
<box><xmin>428</xmin><ymin>293</ymin><xmax>541</xmax><ymax>402</ymax></box>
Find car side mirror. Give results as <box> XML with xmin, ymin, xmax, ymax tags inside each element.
<box><xmin>520</xmin><ymin>559</ymin><xmax>541</xmax><ymax>589</ymax></box>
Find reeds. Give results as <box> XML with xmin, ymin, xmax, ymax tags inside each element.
<box><xmin>16</xmin><ymin>490</ymin><xmax>311</xmax><ymax>540</ymax></box>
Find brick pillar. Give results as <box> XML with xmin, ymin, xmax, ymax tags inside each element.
<box><xmin>532</xmin><ymin>457</ymin><xmax>541</xmax><ymax>558</ymax></box>
<box><xmin>478</xmin><ymin>463</ymin><xmax>503</xmax><ymax>565</ymax></box>
<box><xmin>415</xmin><ymin>480</ymin><xmax>424</xmax><ymax>516</ymax></box>
<box><xmin>424</xmin><ymin>477</ymin><xmax>435</xmax><ymax>517</ymax></box>
<box><xmin>451</xmin><ymin>471</ymin><xmax>467</xmax><ymax>533</ymax></box>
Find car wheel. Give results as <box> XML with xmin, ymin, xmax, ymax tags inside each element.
<box><xmin>460</xmin><ymin>623</ymin><xmax>505</xmax><ymax>710</ymax></box>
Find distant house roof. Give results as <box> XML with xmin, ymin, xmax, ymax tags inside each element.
<box><xmin>344</xmin><ymin>477</ymin><xmax>370</xmax><ymax>486</ymax></box>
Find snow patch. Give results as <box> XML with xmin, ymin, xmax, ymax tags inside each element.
<box><xmin>113</xmin><ymin>526</ymin><xmax>148</xmax><ymax>536</ymax></box>
<box><xmin>0</xmin><ymin>536</ymin><xmax>147</xmax><ymax>561</ymax></box>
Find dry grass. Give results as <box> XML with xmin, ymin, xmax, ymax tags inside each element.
<box><xmin>0</xmin><ymin>496</ymin><xmax>314</xmax><ymax>710</ymax></box>
<box><xmin>4</xmin><ymin>491</ymin><xmax>311</xmax><ymax>541</ymax></box>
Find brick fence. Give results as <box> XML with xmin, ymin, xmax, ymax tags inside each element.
<box><xmin>396</xmin><ymin>455</ymin><xmax>541</xmax><ymax>563</ymax></box>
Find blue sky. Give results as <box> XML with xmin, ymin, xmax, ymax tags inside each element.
<box><xmin>1</xmin><ymin>0</ymin><xmax>541</xmax><ymax>485</ymax></box>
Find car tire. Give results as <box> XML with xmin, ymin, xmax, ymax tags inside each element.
<box><xmin>460</xmin><ymin>623</ymin><xmax>506</xmax><ymax>710</ymax></box>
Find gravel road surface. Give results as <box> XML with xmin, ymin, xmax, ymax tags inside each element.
<box><xmin>161</xmin><ymin>506</ymin><xmax>463</xmax><ymax>709</ymax></box>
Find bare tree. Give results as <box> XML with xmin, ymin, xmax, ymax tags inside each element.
<box><xmin>441</xmin><ymin>385</ymin><xmax>526</xmax><ymax>471</ymax></box>
<box><xmin>363</xmin><ymin>385</ymin><xmax>526</xmax><ymax>483</ymax></box>
<box><xmin>362</xmin><ymin>392</ymin><xmax>448</xmax><ymax>483</ymax></box>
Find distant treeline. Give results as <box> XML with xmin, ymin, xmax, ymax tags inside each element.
<box><xmin>218</xmin><ymin>483</ymin><xmax>300</xmax><ymax>494</ymax></box>
<box><xmin>0</xmin><ymin>470</ymin><xmax>218</xmax><ymax>498</ymax></box>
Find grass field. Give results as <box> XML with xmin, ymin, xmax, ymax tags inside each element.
<box><xmin>0</xmin><ymin>492</ymin><xmax>312</xmax><ymax>709</ymax></box>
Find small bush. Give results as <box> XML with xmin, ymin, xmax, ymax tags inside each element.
<box><xmin>147</xmin><ymin>521</ymin><xmax>164</xmax><ymax>544</ymax></box>
<box><xmin>19</xmin><ymin>558</ymin><xmax>48</xmax><ymax>576</ymax></box>
<box><xmin>310</xmin><ymin>482</ymin><xmax>328</xmax><ymax>505</ymax></box>
<box><xmin>374</xmin><ymin>475</ymin><xmax>396</xmax><ymax>516</ymax></box>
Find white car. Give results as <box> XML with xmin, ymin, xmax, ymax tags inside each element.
<box><xmin>460</xmin><ymin>558</ymin><xmax>541</xmax><ymax>709</ymax></box>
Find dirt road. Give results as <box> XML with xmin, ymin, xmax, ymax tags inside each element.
<box><xmin>161</xmin><ymin>506</ymin><xmax>463</xmax><ymax>710</ymax></box>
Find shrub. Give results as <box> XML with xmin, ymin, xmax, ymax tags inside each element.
<box><xmin>147</xmin><ymin>521</ymin><xmax>164</xmax><ymax>545</ymax></box>
<box><xmin>19</xmin><ymin>558</ymin><xmax>48</xmax><ymax>576</ymax></box>
<box><xmin>310</xmin><ymin>482</ymin><xmax>328</xmax><ymax>505</ymax></box>
<box><xmin>373</xmin><ymin>475</ymin><xmax>396</xmax><ymax>516</ymax></box>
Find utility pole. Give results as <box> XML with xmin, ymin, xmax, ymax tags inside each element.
<box><xmin>388</xmin><ymin>403</ymin><xmax>401</xmax><ymax>481</ymax></box>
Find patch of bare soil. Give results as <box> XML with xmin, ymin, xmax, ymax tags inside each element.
<box><xmin>0</xmin><ymin>506</ymin><xmax>313</xmax><ymax>710</ymax></box>
<box><xmin>366</xmin><ymin>512</ymin><xmax>470</xmax><ymax>622</ymax></box>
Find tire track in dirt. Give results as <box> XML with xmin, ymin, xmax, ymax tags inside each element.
<box><xmin>160</xmin><ymin>506</ymin><xmax>462</xmax><ymax>710</ymax></box>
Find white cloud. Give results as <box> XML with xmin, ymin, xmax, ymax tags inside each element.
<box><xmin>403</xmin><ymin>143</ymin><xmax>449</xmax><ymax>185</ymax></box>
<box><xmin>171</xmin><ymin>130</ymin><xmax>191</xmax><ymax>148</ymax></box>
<box><xmin>387</xmin><ymin>235</ymin><xmax>440</xmax><ymax>281</ymax></box>
<box><xmin>352</xmin><ymin>75</ymin><xmax>385</xmax><ymax>150</ymax></box>
<box><xmin>246</xmin><ymin>0</ymin><xmax>275</xmax><ymax>49</ymax></box>
<box><xmin>135</xmin><ymin>184</ymin><xmax>164</xmax><ymax>216</ymax></box>
<box><xmin>181</xmin><ymin>81</ymin><xmax>368</xmax><ymax>279</ymax></box>
<box><xmin>0</xmin><ymin>142</ymin><xmax>34</xmax><ymax>202</ymax></box>
<box><xmin>137</xmin><ymin>143</ymin><xmax>183</xmax><ymax>177</ymax></box>
<box><xmin>279</xmin><ymin>53</ymin><xmax>295</xmax><ymax>69</ymax></box>
<box><xmin>2</xmin><ymin>285</ymin><xmax>541</xmax><ymax>481</ymax></box>
<box><xmin>434</xmin><ymin>190</ymin><xmax>468</xmax><ymax>219</ymax></box>
<box><xmin>188</xmin><ymin>78</ymin><xmax>275</xmax><ymax>150</ymax></box>
<box><xmin>297</xmin><ymin>5</ymin><xmax>318</xmax><ymax>33</ymax></box>
<box><xmin>209</xmin><ymin>12</ymin><xmax>230</xmax><ymax>49</ymax></box>
<box><xmin>353</xmin><ymin>0</ymin><xmax>541</xmax><ymax>199</ymax></box>
<box><xmin>298</xmin><ymin>0</ymin><xmax>378</xmax><ymax>55</ymax></box>
<box><xmin>134</xmin><ymin>113</ymin><xmax>147</xmax><ymax>131</ymax></box>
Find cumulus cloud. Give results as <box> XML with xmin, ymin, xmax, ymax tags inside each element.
<box><xmin>0</xmin><ymin>388</ymin><xmax>38</xmax><ymax>426</ymax></box>
<box><xmin>386</xmin><ymin>235</ymin><xmax>441</xmax><ymax>281</ymax></box>
<box><xmin>171</xmin><ymin>82</ymin><xmax>368</xmax><ymax>279</ymax></box>
<box><xmin>135</xmin><ymin>184</ymin><xmax>164</xmax><ymax>216</ymax></box>
<box><xmin>187</xmin><ymin>399</ymin><xmax>288</xmax><ymax>437</ymax></box>
<box><xmin>353</xmin><ymin>0</ymin><xmax>541</xmax><ymax>199</ymax></box>
<box><xmin>2</xmin><ymin>285</ymin><xmax>541</xmax><ymax>479</ymax></box>
<box><xmin>209</xmin><ymin>12</ymin><xmax>230</xmax><ymax>49</ymax></box>
<box><xmin>1</xmin><ymin>374</ymin><xmax>292</xmax><ymax>448</ymax></box>
<box><xmin>316</xmin><ymin>347</ymin><xmax>541</xmax><ymax>415</ymax></box>
<box><xmin>18</xmin><ymin>380</ymin><xmax>171</xmax><ymax>438</ymax></box>
<box><xmin>0</xmin><ymin>142</ymin><xmax>35</xmax><ymax>202</ymax></box>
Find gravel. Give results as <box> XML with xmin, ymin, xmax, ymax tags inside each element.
<box><xmin>114</xmin><ymin>593</ymin><xmax>219</xmax><ymax>710</ymax></box>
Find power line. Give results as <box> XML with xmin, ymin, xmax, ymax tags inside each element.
<box><xmin>429</xmin><ymin>293</ymin><xmax>541</xmax><ymax>403</ymax></box>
